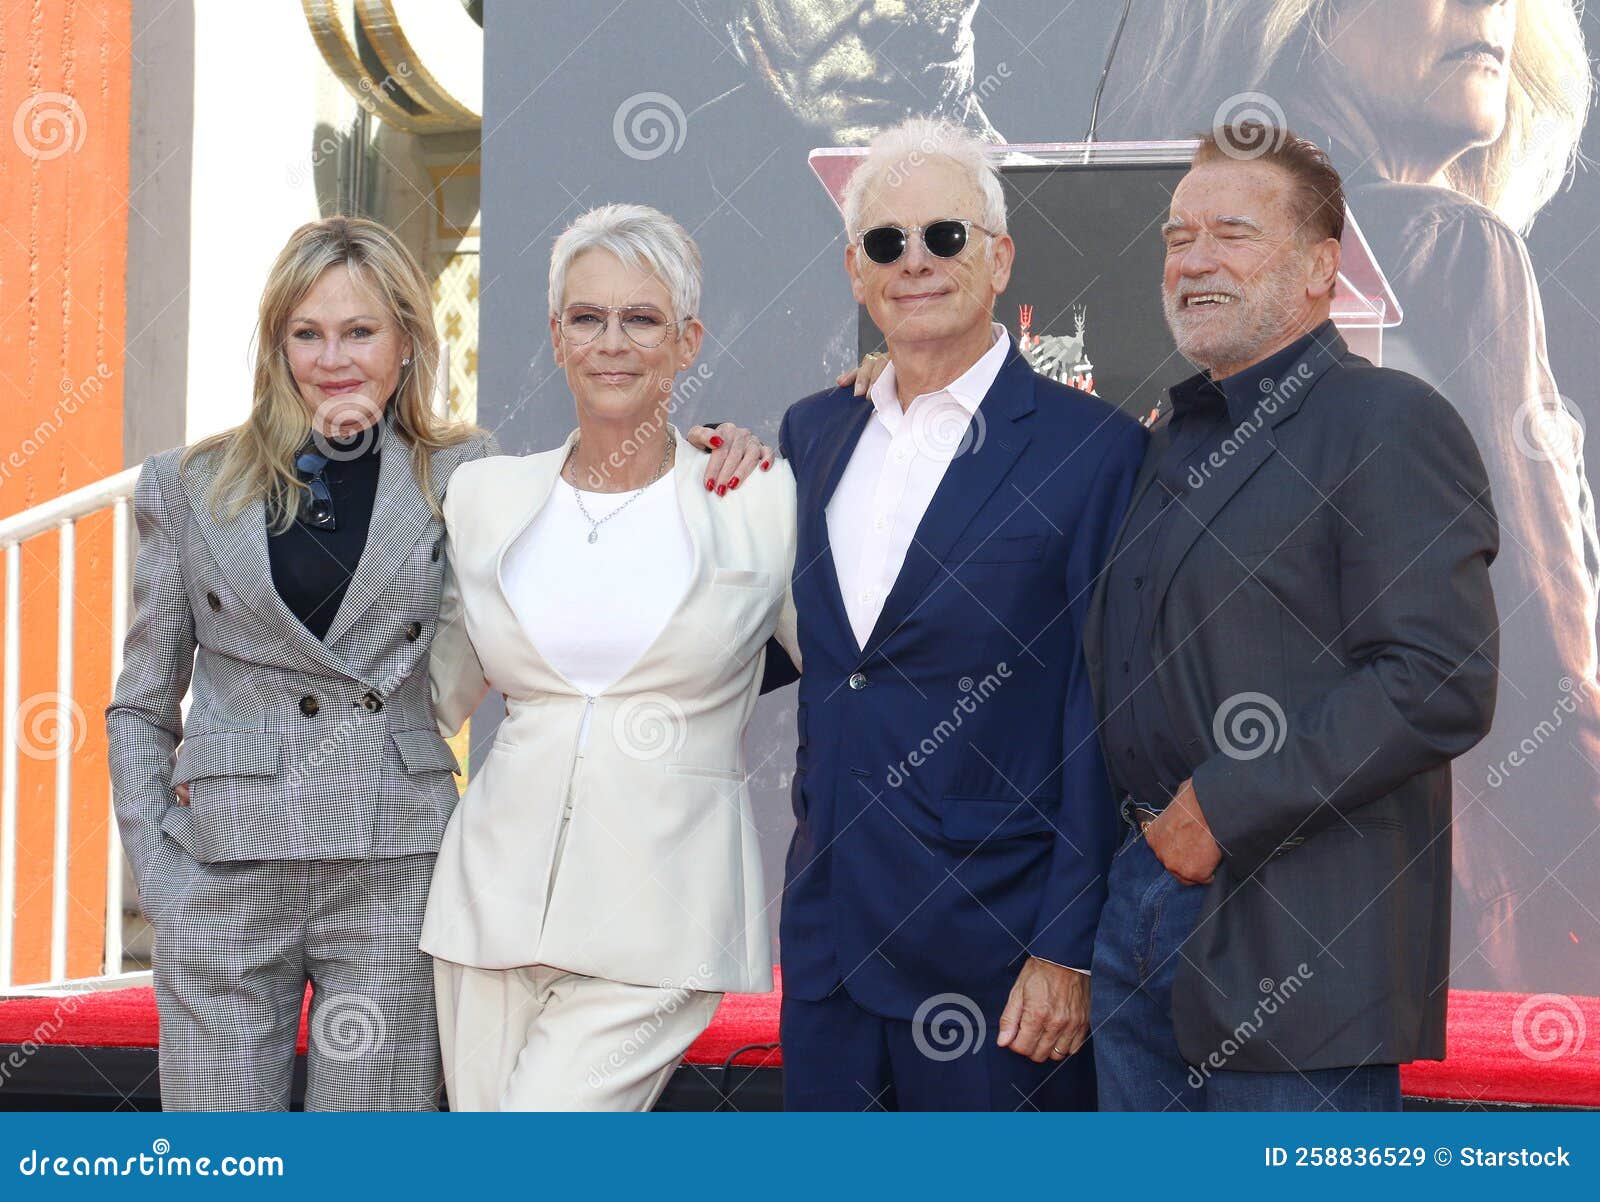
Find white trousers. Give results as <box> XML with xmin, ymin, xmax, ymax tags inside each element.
<box><xmin>434</xmin><ymin>958</ymin><xmax>722</xmax><ymax>1111</ymax></box>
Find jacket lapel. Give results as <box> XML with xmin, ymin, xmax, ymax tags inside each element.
<box><xmin>486</xmin><ymin>427</ymin><xmax>711</xmax><ymax>697</ymax></box>
<box><xmin>860</xmin><ymin>347</ymin><xmax>1036</xmax><ymax>658</ymax></box>
<box><xmin>804</xmin><ymin>399</ymin><xmax>873</xmax><ymax>650</ymax></box>
<box><xmin>176</xmin><ymin>450</ymin><xmax>354</xmax><ymax>679</ymax></box>
<box><xmin>1148</xmin><ymin>327</ymin><xmax>1348</xmax><ymax>617</ymax></box>
<box><xmin>321</xmin><ymin>431</ymin><xmax>439</xmax><ymax>646</ymax></box>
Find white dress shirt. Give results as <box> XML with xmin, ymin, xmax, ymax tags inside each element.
<box><xmin>827</xmin><ymin>322</ymin><xmax>1009</xmax><ymax>649</ymax></box>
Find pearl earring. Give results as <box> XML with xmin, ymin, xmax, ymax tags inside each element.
<box><xmin>401</xmin><ymin>356</ymin><xmax>411</xmax><ymax>366</ymax></box>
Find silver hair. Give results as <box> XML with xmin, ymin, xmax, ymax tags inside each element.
<box><xmin>548</xmin><ymin>203</ymin><xmax>703</xmax><ymax>321</ymax></box>
<box><xmin>841</xmin><ymin>117</ymin><xmax>1008</xmax><ymax>238</ymax></box>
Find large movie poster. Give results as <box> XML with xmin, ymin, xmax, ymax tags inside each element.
<box><xmin>480</xmin><ymin>1</ymin><xmax>1600</xmax><ymax>997</ymax></box>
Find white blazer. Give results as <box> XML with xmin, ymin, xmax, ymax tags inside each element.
<box><xmin>420</xmin><ymin>428</ymin><xmax>799</xmax><ymax>993</ymax></box>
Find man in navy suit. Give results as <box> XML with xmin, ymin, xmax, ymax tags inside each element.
<box><xmin>775</xmin><ymin>117</ymin><xmax>1147</xmax><ymax>1110</ymax></box>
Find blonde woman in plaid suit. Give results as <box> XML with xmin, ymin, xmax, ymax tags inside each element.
<box><xmin>105</xmin><ymin>217</ymin><xmax>502</xmax><ymax>1111</ymax></box>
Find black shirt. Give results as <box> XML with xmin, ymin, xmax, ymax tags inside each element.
<box><xmin>1099</xmin><ymin>323</ymin><xmax>1331</xmax><ymax>809</ymax></box>
<box><xmin>266</xmin><ymin>422</ymin><xmax>384</xmax><ymax>641</ymax></box>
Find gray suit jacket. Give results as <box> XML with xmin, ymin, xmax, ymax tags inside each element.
<box><xmin>106</xmin><ymin>421</ymin><xmax>499</xmax><ymax>894</ymax></box>
<box><xmin>1085</xmin><ymin>328</ymin><xmax>1499</xmax><ymax>1070</ymax></box>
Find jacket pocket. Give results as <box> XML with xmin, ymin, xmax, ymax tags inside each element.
<box><xmin>1347</xmin><ymin>812</ymin><xmax>1404</xmax><ymax>832</ymax></box>
<box><xmin>390</xmin><ymin>727</ymin><xmax>461</xmax><ymax>775</ymax></box>
<box><xmin>712</xmin><ymin>567</ymin><xmax>772</xmax><ymax>589</ymax></box>
<box><xmin>939</xmin><ymin>795</ymin><xmax>1055</xmax><ymax>842</ymax></box>
<box><xmin>171</xmin><ymin>730</ymin><xmax>282</xmax><ymax>784</ymax></box>
<box><xmin>666</xmin><ymin>762</ymin><xmax>746</xmax><ymax>782</ymax></box>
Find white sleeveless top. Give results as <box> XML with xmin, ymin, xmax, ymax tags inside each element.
<box><xmin>500</xmin><ymin>471</ymin><xmax>693</xmax><ymax>699</ymax></box>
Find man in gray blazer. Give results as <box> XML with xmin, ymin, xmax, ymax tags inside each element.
<box><xmin>1086</xmin><ymin>127</ymin><xmax>1499</xmax><ymax>1110</ymax></box>
<box><xmin>107</xmin><ymin>410</ymin><xmax>495</xmax><ymax>1111</ymax></box>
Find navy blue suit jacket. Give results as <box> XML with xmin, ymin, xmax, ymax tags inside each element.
<box><xmin>778</xmin><ymin>342</ymin><xmax>1147</xmax><ymax>1018</ymax></box>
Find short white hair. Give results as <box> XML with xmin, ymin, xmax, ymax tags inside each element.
<box><xmin>547</xmin><ymin>203</ymin><xmax>702</xmax><ymax>321</ymax></box>
<box><xmin>841</xmin><ymin>117</ymin><xmax>1008</xmax><ymax>238</ymax></box>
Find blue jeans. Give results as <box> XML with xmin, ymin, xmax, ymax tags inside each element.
<box><xmin>1090</xmin><ymin>824</ymin><xmax>1401</xmax><ymax>1112</ymax></box>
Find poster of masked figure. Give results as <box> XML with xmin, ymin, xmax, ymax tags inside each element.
<box><xmin>480</xmin><ymin>1</ymin><xmax>1600</xmax><ymax>997</ymax></box>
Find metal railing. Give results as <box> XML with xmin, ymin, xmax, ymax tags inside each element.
<box><xmin>0</xmin><ymin>464</ymin><xmax>141</xmax><ymax>990</ymax></box>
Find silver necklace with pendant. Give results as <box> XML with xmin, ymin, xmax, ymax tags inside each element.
<box><xmin>564</xmin><ymin>429</ymin><xmax>675</xmax><ymax>544</ymax></box>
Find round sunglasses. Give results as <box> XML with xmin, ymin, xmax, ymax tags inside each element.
<box><xmin>856</xmin><ymin>219</ymin><xmax>999</xmax><ymax>266</ymax></box>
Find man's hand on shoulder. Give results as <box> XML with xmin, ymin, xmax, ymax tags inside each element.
<box><xmin>835</xmin><ymin>350</ymin><xmax>890</xmax><ymax>397</ymax></box>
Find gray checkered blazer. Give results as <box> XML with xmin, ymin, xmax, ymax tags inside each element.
<box><xmin>106</xmin><ymin>421</ymin><xmax>500</xmax><ymax>891</ymax></box>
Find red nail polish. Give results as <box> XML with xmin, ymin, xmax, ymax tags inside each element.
<box><xmin>716</xmin><ymin>485</ymin><xmax>726</xmax><ymax>496</ymax></box>
<box><xmin>761</xmin><ymin>460</ymin><xmax>771</xmax><ymax>471</ymax></box>
<box><xmin>729</xmin><ymin>476</ymin><xmax>740</xmax><ymax>489</ymax></box>
<box><xmin>706</xmin><ymin>478</ymin><xmax>715</xmax><ymax>491</ymax></box>
<box><xmin>709</xmin><ymin>435</ymin><xmax>723</xmax><ymax>448</ymax></box>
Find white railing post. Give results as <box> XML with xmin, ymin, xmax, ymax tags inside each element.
<box><xmin>50</xmin><ymin>520</ymin><xmax>75</xmax><ymax>984</ymax></box>
<box><xmin>1</xmin><ymin>541</ymin><xmax>18</xmax><ymax>990</ymax></box>
<box><xmin>0</xmin><ymin>464</ymin><xmax>139</xmax><ymax>991</ymax></box>
<box><xmin>105</xmin><ymin>495</ymin><xmax>129</xmax><ymax>977</ymax></box>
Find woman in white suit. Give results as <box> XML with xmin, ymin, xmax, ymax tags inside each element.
<box><xmin>422</xmin><ymin>203</ymin><xmax>799</xmax><ymax>1111</ymax></box>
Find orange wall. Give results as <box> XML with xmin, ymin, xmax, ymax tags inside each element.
<box><xmin>0</xmin><ymin>1</ymin><xmax>132</xmax><ymax>983</ymax></box>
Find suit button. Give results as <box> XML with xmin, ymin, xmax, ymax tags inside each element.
<box><xmin>299</xmin><ymin>694</ymin><xmax>319</xmax><ymax>717</ymax></box>
<box><xmin>405</xmin><ymin>620</ymin><xmax>422</xmax><ymax>642</ymax></box>
<box><xmin>848</xmin><ymin>672</ymin><xmax>868</xmax><ymax>690</ymax></box>
<box><xmin>431</xmin><ymin>541</ymin><xmax>442</xmax><ymax>562</ymax></box>
<box><xmin>206</xmin><ymin>590</ymin><xmax>221</xmax><ymax>611</ymax></box>
<box><xmin>358</xmin><ymin>690</ymin><xmax>384</xmax><ymax>712</ymax></box>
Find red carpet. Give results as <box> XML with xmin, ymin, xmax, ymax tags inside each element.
<box><xmin>3</xmin><ymin>978</ymin><xmax>1595</xmax><ymax>1106</ymax></box>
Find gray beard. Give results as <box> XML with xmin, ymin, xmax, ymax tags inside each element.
<box><xmin>1163</xmin><ymin>257</ymin><xmax>1305</xmax><ymax>376</ymax></box>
